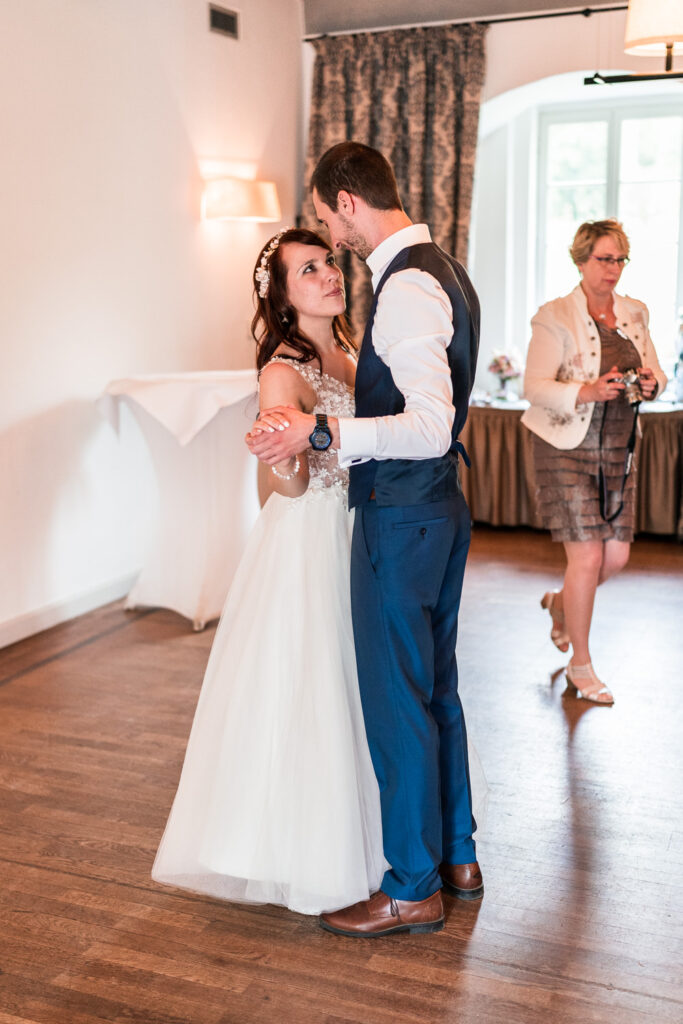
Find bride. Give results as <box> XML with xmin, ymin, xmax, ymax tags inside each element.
<box><xmin>152</xmin><ymin>228</ymin><xmax>486</xmax><ymax>916</ymax></box>
<box><xmin>152</xmin><ymin>228</ymin><xmax>386</xmax><ymax>914</ymax></box>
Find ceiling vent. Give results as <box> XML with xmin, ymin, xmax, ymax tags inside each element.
<box><xmin>209</xmin><ymin>4</ymin><xmax>239</xmax><ymax>40</ymax></box>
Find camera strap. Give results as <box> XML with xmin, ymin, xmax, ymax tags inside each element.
<box><xmin>598</xmin><ymin>401</ymin><xmax>640</xmax><ymax>523</ymax></box>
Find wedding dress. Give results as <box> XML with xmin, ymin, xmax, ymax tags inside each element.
<box><xmin>152</xmin><ymin>361</ymin><xmax>386</xmax><ymax>914</ymax></box>
<box><xmin>152</xmin><ymin>359</ymin><xmax>486</xmax><ymax>915</ymax></box>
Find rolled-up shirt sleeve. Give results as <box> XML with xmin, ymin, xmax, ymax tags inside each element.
<box><xmin>338</xmin><ymin>269</ymin><xmax>455</xmax><ymax>467</ymax></box>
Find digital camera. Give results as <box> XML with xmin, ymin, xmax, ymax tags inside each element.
<box><xmin>620</xmin><ymin>368</ymin><xmax>643</xmax><ymax>405</ymax></box>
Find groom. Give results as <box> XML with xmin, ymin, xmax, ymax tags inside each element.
<box><xmin>248</xmin><ymin>141</ymin><xmax>481</xmax><ymax>936</ymax></box>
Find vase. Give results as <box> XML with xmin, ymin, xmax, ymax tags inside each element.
<box><xmin>495</xmin><ymin>378</ymin><xmax>519</xmax><ymax>401</ymax></box>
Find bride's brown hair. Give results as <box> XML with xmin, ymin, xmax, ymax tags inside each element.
<box><xmin>251</xmin><ymin>227</ymin><xmax>356</xmax><ymax>372</ymax></box>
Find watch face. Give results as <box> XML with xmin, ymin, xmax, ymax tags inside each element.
<box><xmin>311</xmin><ymin>427</ymin><xmax>331</xmax><ymax>450</ymax></box>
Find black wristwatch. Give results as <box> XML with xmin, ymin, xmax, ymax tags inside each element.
<box><xmin>309</xmin><ymin>413</ymin><xmax>332</xmax><ymax>451</ymax></box>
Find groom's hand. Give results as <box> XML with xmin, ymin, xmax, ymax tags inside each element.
<box><xmin>246</xmin><ymin>406</ymin><xmax>315</xmax><ymax>465</ymax></box>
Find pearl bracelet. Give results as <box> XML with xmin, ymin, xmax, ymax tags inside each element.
<box><xmin>271</xmin><ymin>455</ymin><xmax>300</xmax><ymax>480</ymax></box>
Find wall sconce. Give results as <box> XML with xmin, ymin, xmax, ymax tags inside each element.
<box><xmin>202</xmin><ymin>177</ymin><xmax>281</xmax><ymax>222</ymax></box>
<box><xmin>585</xmin><ymin>0</ymin><xmax>683</xmax><ymax>84</ymax></box>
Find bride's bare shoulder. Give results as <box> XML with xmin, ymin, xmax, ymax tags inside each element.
<box><xmin>259</xmin><ymin>350</ymin><xmax>316</xmax><ymax>409</ymax></box>
<box><xmin>261</xmin><ymin>350</ymin><xmax>305</xmax><ymax>379</ymax></box>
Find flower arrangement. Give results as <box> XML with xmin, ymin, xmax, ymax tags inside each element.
<box><xmin>487</xmin><ymin>350</ymin><xmax>522</xmax><ymax>382</ymax></box>
<box><xmin>487</xmin><ymin>348</ymin><xmax>523</xmax><ymax>400</ymax></box>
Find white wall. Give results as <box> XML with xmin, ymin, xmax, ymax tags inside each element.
<box><xmin>481</xmin><ymin>7</ymin><xmax>675</xmax><ymax>103</ymax></box>
<box><xmin>0</xmin><ymin>0</ymin><xmax>303</xmax><ymax>647</ymax></box>
<box><xmin>470</xmin><ymin>8</ymin><xmax>682</xmax><ymax>393</ymax></box>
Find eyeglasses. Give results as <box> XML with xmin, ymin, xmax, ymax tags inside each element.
<box><xmin>590</xmin><ymin>255</ymin><xmax>630</xmax><ymax>267</ymax></box>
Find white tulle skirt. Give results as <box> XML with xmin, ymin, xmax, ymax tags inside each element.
<box><xmin>152</xmin><ymin>483</ymin><xmax>487</xmax><ymax>916</ymax></box>
<box><xmin>152</xmin><ymin>484</ymin><xmax>387</xmax><ymax>915</ymax></box>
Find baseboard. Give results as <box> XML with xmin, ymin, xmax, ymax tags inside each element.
<box><xmin>0</xmin><ymin>572</ymin><xmax>139</xmax><ymax>650</ymax></box>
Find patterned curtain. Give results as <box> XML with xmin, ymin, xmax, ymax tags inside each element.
<box><xmin>301</xmin><ymin>23</ymin><xmax>488</xmax><ymax>330</ymax></box>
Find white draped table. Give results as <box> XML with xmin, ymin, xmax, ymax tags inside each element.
<box><xmin>101</xmin><ymin>371</ymin><xmax>260</xmax><ymax>629</ymax></box>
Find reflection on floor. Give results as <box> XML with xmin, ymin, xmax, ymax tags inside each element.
<box><xmin>0</xmin><ymin>526</ymin><xmax>681</xmax><ymax>1024</ymax></box>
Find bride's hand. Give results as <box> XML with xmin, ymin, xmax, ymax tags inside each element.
<box><xmin>245</xmin><ymin>405</ymin><xmax>295</xmax><ymax>443</ymax></box>
<box><xmin>246</xmin><ymin>406</ymin><xmax>316</xmax><ymax>465</ymax></box>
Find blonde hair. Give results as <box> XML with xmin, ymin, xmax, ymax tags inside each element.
<box><xmin>569</xmin><ymin>219</ymin><xmax>630</xmax><ymax>267</ymax></box>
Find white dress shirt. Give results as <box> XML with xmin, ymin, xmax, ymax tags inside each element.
<box><xmin>338</xmin><ymin>224</ymin><xmax>456</xmax><ymax>468</ymax></box>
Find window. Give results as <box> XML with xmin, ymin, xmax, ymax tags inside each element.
<box><xmin>538</xmin><ymin>101</ymin><xmax>683</xmax><ymax>366</ymax></box>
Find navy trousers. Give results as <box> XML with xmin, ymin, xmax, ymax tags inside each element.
<box><xmin>350</xmin><ymin>493</ymin><xmax>476</xmax><ymax>902</ymax></box>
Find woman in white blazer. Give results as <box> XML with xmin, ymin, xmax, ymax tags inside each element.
<box><xmin>522</xmin><ymin>220</ymin><xmax>666</xmax><ymax>704</ymax></box>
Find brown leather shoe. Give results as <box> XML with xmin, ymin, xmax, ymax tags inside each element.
<box><xmin>320</xmin><ymin>890</ymin><xmax>444</xmax><ymax>937</ymax></box>
<box><xmin>439</xmin><ymin>861</ymin><xmax>484</xmax><ymax>901</ymax></box>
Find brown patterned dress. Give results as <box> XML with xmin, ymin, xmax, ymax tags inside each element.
<box><xmin>532</xmin><ymin>322</ymin><xmax>641</xmax><ymax>542</ymax></box>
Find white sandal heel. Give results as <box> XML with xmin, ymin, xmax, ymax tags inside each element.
<box><xmin>566</xmin><ymin>662</ymin><xmax>614</xmax><ymax>705</ymax></box>
<box><xmin>541</xmin><ymin>591</ymin><xmax>569</xmax><ymax>652</ymax></box>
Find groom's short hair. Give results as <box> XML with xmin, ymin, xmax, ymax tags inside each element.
<box><xmin>311</xmin><ymin>141</ymin><xmax>403</xmax><ymax>213</ymax></box>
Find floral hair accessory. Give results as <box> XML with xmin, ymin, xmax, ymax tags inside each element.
<box><xmin>255</xmin><ymin>228</ymin><xmax>292</xmax><ymax>298</ymax></box>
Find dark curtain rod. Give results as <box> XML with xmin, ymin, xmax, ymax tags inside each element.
<box><xmin>303</xmin><ymin>5</ymin><xmax>629</xmax><ymax>41</ymax></box>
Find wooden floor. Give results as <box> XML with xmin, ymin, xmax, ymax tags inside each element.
<box><xmin>1</xmin><ymin>527</ymin><xmax>682</xmax><ymax>1024</ymax></box>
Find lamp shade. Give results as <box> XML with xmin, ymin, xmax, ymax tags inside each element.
<box><xmin>202</xmin><ymin>178</ymin><xmax>281</xmax><ymax>222</ymax></box>
<box><xmin>624</xmin><ymin>0</ymin><xmax>683</xmax><ymax>57</ymax></box>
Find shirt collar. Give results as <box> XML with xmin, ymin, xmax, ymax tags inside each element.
<box><xmin>366</xmin><ymin>223</ymin><xmax>432</xmax><ymax>289</ymax></box>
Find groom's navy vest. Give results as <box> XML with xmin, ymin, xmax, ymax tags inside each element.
<box><xmin>348</xmin><ymin>242</ymin><xmax>480</xmax><ymax>509</ymax></box>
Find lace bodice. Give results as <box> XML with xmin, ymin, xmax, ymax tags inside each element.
<box><xmin>260</xmin><ymin>357</ymin><xmax>355</xmax><ymax>491</ymax></box>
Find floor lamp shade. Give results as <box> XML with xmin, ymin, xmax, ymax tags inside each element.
<box><xmin>202</xmin><ymin>178</ymin><xmax>281</xmax><ymax>222</ymax></box>
<box><xmin>624</xmin><ymin>0</ymin><xmax>683</xmax><ymax>57</ymax></box>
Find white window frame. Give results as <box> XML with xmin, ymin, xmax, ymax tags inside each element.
<box><xmin>536</xmin><ymin>96</ymin><xmax>683</xmax><ymax>355</ymax></box>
